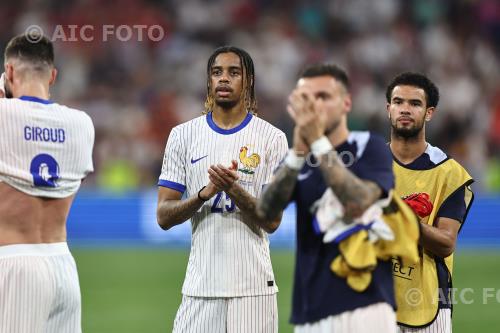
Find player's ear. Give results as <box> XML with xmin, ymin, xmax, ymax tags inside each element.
<box><xmin>425</xmin><ymin>107</ymin><xmax>435</xmax><ymax>121</ymax></box>
<box><xmin>49</xmin><ymin>68</ymin><xmax>57</xmax><ymax>86</ymax></box>
<box><xmin>344</xmin><ymin>93</ymin><xmax>352</xmax><ymax>114</ymax></box>
<box><xmin>5</xmin><ymin>63</ymin><xmax>14</xmax><ymax>83</ymax></box>
<box><xmin>386</xmin><ymin>103</ymin><xmax>391</xmax><ymax>118</ymax></box>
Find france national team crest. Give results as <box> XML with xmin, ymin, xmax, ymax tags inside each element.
<box><xmin>30</xmin><ymin>153</ymin><xmax>60</xmax><ymax>187</ymax></box>
<box><xmin>238</xmin><ymin>146</ymin><xmax>261</xmax><ymax>175</ymax></box>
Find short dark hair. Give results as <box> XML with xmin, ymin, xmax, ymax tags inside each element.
<box><xmin>204</xmin><ymin>46</ymin><xmax>256</xmax><ymax>114</ymax></box>
<box><xmin>386</xmin><ymin>72</ymin><xmax>439</xmax><ymax>108</ymax></box>
<box><xmin>4</xmin><ymin>33</ymin><xmax>54</xmax><ymax>68</ymax></box>
<box><xmin>299</xmin><ymin>64</ymin><xmax>350</xmax><ymax>90</ymax></box>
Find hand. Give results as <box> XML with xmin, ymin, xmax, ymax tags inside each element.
<box><xmin>208</xmin><ymin>160</ymin><xmax>239</xmax><ymax>192</ymax></box>
<box><xmin>292</xmin><ymin>126</ymin><xmax>309</xmax><ymax>157</ymax></box>
<box><xmin>287</xmin><ymin>88</ymin><xmax>326</xmax><ymax>145</ymax></box>
<box><xmin>200</xmin><ymin>181</ymin><xmax>219</xmax><ymax>200</ymax></box>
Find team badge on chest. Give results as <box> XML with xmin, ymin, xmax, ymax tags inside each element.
<box><xmin>238</xmin><ymin>146</ymin><xmax>260</xmax><ymax>175</ymax></box>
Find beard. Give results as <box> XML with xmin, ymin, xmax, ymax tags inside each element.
<box><xmin>391</xmin><ymin>117</ymin><xmax>424</xmax><ymax>139</ymax></box>
<box><xmin>325</xmin><ymin>119</ymin><xmax>341</xmax><ymax>136</ymax></box>
<box><xmin>215</xmin><ymin>98</ymin><xmax>238</xmax><ymax>109</ymax></box>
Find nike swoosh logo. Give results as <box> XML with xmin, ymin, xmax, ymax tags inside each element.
<box><xmin>297</xmin><ymin>170</ymin><xmax>313</xmax><ymax>181</ymax></box>
<box><xmin>191</xmin><ymin>155</ymin><xmax>208</xmax><ymax>164</ymax></box>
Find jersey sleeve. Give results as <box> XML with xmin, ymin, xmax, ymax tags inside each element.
<box><xmin>158</xmin><ymin>127</ymin><xmax>186</xmax><ymax>193</ymax></box>
<box><xmin>436</xmin><ymin>185</ymin><xmax>468</xmax><ymax>223</ymax></box>
<box><xmin>356</xmin><ymin>134</ymin><xmax>394</xmax><ymax>198</ymax></box>
<box><xmin>264</xmin><ymin>131</ymin><xmax>289</xmax><ymax>184</ymax></box>
<box><xmin>257</xmin><ymin>130</ymin><xmax>288</xmax><ymax>199</ymax></box>
<box><xmin>83</xmin><ymin>114</ymin><xmax>95</xmax><ymax>176</ymax></box>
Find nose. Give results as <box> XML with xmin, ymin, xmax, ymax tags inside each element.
<box><xmin>219</xmin><ymin>71</ymin><xmax>230</xmax><ymax>83</ymax></box>
<box><xmin>398</xmin><ymin>103</ymin><xmax>411</xmax><ymax>115</ymax></box>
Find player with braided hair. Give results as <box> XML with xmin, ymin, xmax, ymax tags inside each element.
<box><xmin>157</xmin><ymin>46</ymin><xmax>288</xmax><ymax>332</ymax></box>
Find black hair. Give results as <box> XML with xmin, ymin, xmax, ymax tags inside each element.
<box><xmin>299</xmin><ymin>63</ymin><xmax>350</xmax><ymax>90</ymax></box>
<box><xmin>385</xmin><ymin>72</ymin><xmax>439</xmax><ymax>108</ymax></box>
<box><xmin>4</xmin><ymin>33</ymin><xmax>54</xmax><ymax>70</ymax></box>
<box><xmin>204</xmin><ymin>46</ymin><xmax>256</xmax><ymax>114</ymax></box>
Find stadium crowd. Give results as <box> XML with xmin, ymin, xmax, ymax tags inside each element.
<box><xmin>0</xmin><ymin>0</ymin><xmax>498</xmax><ymax>192</ymax></box>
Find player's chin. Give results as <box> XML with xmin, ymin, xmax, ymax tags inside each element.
<box><xmin>215</xmin><ymin>99</ymin><xmax>238</xmax><ymax>109</ymax></box>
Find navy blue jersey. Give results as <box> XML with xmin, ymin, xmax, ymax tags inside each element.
<box><xmin>290</xmin><ymin>131</ymin><xmax>395</xmax><ymax>324</ymax></box>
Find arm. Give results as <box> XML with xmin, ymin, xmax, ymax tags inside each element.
<box><xmin>226</xmin><ymin>182</ymin><xmax>283</xmax><ymax>234</ymax></box>
<box><xmin>256</xmin><ymin>164</ymin><xmax>298</xmax><ymax>222</ymax></box>
<box><xmin>156</xmin><ymin>184</ymin><xmax>218</xmax><ymax>230</ymax></box>
<box><xmin>208</xmin><ymin>163</ymin><xmax>282</xmax><ymax>234</ymax></box>
<box><xmin>286</xmin><ymin>88</ymin><xmax>386</xmax><ymax>221</ymax></box>
<box><xmin>317</xmin><ymin>151</ymin><xmax>382</xmax><ymax>221</ymax></box>
<box><xmin>419</xmin><ymin>217</ymin><xmax>460</xmax><ymax>258</ymax></box>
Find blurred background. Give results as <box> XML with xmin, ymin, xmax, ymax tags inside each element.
<box><xmin>1</xmin><ymin>0</ymin><xmax>499</xmax><ymax>332</ymax></box>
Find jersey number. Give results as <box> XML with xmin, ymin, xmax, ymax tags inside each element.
<box><xmin>210</xmin><ymin>192</ymin><xmax>235</xmax><ymax>213</ymax></box>
<box><xmin>30</xmin><ymin>154</ymin><xmax>60</xmax><ymax>187</ymax></box>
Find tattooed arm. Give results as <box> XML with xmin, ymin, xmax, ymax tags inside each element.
<box><xmin>157</xmin><ymin>184</ymin><xmax>218</xmax><ymax>230</ymax></box>
<box><xmin>209</xmin><ymin>163</ymin><xmax>283</xmax><ymax>234</ymax></box>
<box><xmin>226</xmin><ymin>182</ymin><xmax>282</xmax><ymax>234</ymax></box>
<box><xmin>256</xmin><ymin>164</ymin><xmax>299</xmax><ymax>222</ymax></box>
<box><xmin>317</xmin><ymin>151</ymin><xmax>381</xmax><ymax>221</ymax></box>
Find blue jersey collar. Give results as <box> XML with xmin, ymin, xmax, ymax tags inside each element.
<box><xmin>19</xmin><ymin>95</ymin><xmax>54</xmax><ymax>105</ymax></box>
<box><xmin>206</xmin><ymin>111</ymin><xmax>252</xmax><ymax>135</ymax></box>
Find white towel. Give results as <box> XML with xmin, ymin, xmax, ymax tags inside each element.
<box><xmin>311</xmin><ymin>188</ymin><xmax>394</xmax><ymax>243</ymax></box>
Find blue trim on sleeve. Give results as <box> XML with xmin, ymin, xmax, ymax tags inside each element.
<box><xmin>19</xmin><ymin>95</ymin><xmax>54</xmax><ymax>105</ymax></box>
<box><xmin>333</xmin><ymin>222</ymin><xmax>374</xmax><ymax>243</ymax></box>
<box><xmin>206</xmin><ymin>112</ymin><xmax>252</xmax><ymax>135</ymax></box>
<box><xmin>158</xmin><ymin>180</ymin><xmax>186</xmax><ymax>193</ymax></box>
<box><xmin>312</xmin><ymin>217</ymin><xmax>322</xmax><ymax>235</ymax></box>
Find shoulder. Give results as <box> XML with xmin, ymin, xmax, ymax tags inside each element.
<box><xmin>0</xmin><ymin>98</ymin><xmax>28</xmax><ymax>114</ymax></box>
<box><xmin>52</xmin><ymin>104</ymin><xmax>95</xmax><ymax>138</ymax></box>
<box><xmin>424</xmin><ymin>143</ymin><xmax>448</xmax><ymax>165</ymax></box>
<box><xmin>348</xmin><ymin>131</ymin><xmax>389</xmax><ymax>159</ymax></box>
<box><xmin>172</xmin><ymin>115</ymin><xmax>206</xmax><ymax>134</ymax></box>
<box><xmin>60</xmin><ymin>104</ymin><xmax>94</xmax><ymax>125</ymax></box>
<box><xmin>250</xmin><ymin>115</ymin><xmax>287</xmax><ymax>139</ymax></box>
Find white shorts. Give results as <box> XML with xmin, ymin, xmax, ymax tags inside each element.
<box><xmin>294</xmin><ymin>302</ymin><xmax>397</xmax><ymax>333</ymax></box>
<box><xmin>173</xmin><ymin>294</ymin><xmax>278</xmax><ymax>333</ymax></box>
<box><xmin>0</xmin><ymin>243</ymin><xmax>81</xmax><ymax>333</ymax></box>
<box><xmin>397</xmin><ymin>308</ymin><xmax>451</xmax><ymax>333</ymax></box>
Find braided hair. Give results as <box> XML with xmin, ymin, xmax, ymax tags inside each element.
<box><xmin>203</xmin><ymin>46</ymin><xmax>257</xmax><ymax>115</ymax></box>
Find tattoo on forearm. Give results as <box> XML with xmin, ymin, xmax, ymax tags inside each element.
<box><xmin>318</xmin><ymin>151</ymin><xmax>381</xmax><ymax>221</ymax></box>
<box><xmin>157</xmin><ymin>196</ymin><xmax>204</xmax><ymax>229</ymax></box>
<box><xmin>227</xmin><ymin>184</ymin><xmax>265</xmax><ymax>236</ymax></box>
<box><xmin>257</xmin><ymin>165</ymin><xmax>299</xmax><ymax>221</ymax></box>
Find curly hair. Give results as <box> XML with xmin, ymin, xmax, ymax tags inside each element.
<box><xmin>386</xmin><ymin>72</ymin><xmax>439</xmax><ymax>108</ymax></box>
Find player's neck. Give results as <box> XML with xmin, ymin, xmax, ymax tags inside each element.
<box><xmin>211</xmin><ymin>105</ymin><xmax>248</xmax><ymax>129</ymax></box>
<box><xmin>13</xmin><ymin>82</ymin><xmax>50</xmax><ymax>100</ymax></box>
<box><xmin>327</xmin><ymin>119</ymin><xmax>349</xmax><ymax>147</ymax></box>
<box><xmin>390</xmin><ymin>130</ymin><xmax>427</xmax><ymax>164</ymax></box>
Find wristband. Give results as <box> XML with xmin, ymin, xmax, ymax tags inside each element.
<box><xmin>311</xmin><ymin>136</ymin><xmax>333</xmax><ymax>157</ymax></box>
<box><xmin>197</xmin><ymin>186</ymin><xmax>209</xmax><ymax>202</ymax></box>
<box><xmin>284</xmin><ymin>149</ymin><xmax>306</xmax><ymax>171</ymax></box>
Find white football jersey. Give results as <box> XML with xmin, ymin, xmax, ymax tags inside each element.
<box><xmin>0</xmin><ymin>96</ymin><xmax>94</xmax><ymax>198</ymax></box>
<box><xmin>159</xmin><ymin>112</ymin><xmax>288</xmax><ymax>297</ymax></box>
